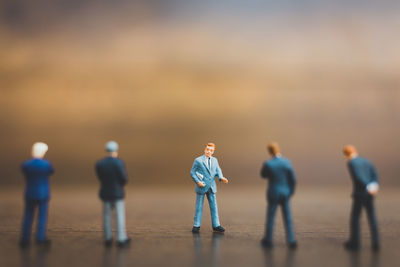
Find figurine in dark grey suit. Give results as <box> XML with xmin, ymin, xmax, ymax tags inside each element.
<box><xmin>95</xmin><ymin>141</ymin><xmax>131</xmax><ymax>247</ymax></box>
<box><xmin>343</xmin><ymin>145</ymin><xmax>380</xmax><ymax>251</ymax></box>
<box><xmin>260</xmin><ymin>143</ymin><xmax>297</xmax><ymax>249</ymax></box>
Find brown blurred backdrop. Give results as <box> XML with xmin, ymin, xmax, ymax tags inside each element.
<box><xmin>1</xmin><ymin>0</ymin><xmax>399</xmax><ymax>186</ymax></box>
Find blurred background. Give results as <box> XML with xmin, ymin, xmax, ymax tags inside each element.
<box><xmin>1</xmin><ymin>0</ymin><xmax>399</xmax><ymax>187</ymax></box>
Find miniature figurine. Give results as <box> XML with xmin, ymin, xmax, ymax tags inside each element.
<box><xmin>260</xmin><ymin>142</ymin><xmax>297</xmax><ymax>249</ymax></box>
<box><xmin>19</xmin><ymin>142</ymin><xmax>54</xmax><ymax>248</ymax></box>
<box><xmin>342</xmin><ymin>145</ymin><xmax>380</xmax><ymax>251</ymax></box>
<box><xmin>95</xmin><ymin>141</ymin><xmax>131</xmax><ymax>247</ymax></box>
<box><xmin>190</xmin><ymin>143</ymin><xmax>229</xmax><ymax>233</ymax></box>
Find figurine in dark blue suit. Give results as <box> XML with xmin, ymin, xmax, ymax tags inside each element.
<box><xmin>260</xmin><ymin>143</ymin><xmax>297</xmax><ymax>249</ymax></box>
<box><xmin>19</xmin><ymin>142</ymin><xmax>54</xmax><ymax>248</ymax></box>
<box><xmin>343</xmin><ymin>145</ymin><xmax>380</xmax><ymax>251</ymax></box>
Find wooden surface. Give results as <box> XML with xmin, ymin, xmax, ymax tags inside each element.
<box><xmin>0</xmin><ymin>185</ymin><xmax>399</xmax><ymax>267</ymax></box>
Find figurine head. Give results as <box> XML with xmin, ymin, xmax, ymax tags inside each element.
<box><xmin>343</xmin><ymin>145</ymin><xmax>358</xmax><ymax>160</ymax></box>
<box><xmin>267</xmin><ymin>142</ymin><xmax>280</xmax><ymax>157</ymax></box>
<box><xmin>32</xmin><ymin>142</ymin><xmax>48</xmax><ymax>159</ymax></box>
<box><xmin>105</xmin><ymin>141</ymin><xmax>119</xmax><ymax>157</ymax></box>
<box><xmin>204</xmin><ymin>143</ymin><xmax>216</xmax><ymax>158</ymax></box>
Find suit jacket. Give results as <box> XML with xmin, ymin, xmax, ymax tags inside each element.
<box><xmin>95</xmin><ymin>157</ymin><xmax>128</xmax><ymax>201</ymax></box>
<box><xmin>21</xmin><ymin>158</ymin><xmax>54</xmax><ymax>201</ymax></box>
<box><xmin>260</xmin><ymin>156</ymin><xmax>296</xmax><ymax>202</ymax></box>
<box><xmin>190</xmin><ymin>155</ymin><xmax>223</xmax><ymax>194</ymax></box>
<box><xmin>347</xmin><ymin>157</ymin><xmax>378</xmax><ymax>198</ymax></box>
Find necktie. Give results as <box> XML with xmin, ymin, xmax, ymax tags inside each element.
<box><xmin>208</xmin><ymin>158</ymin><xmax>211</xmax><ymax>170</ymax></box>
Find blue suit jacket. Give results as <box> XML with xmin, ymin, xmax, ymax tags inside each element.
<box><xmin>260</xmin><ymin>156</ymin><xmax>296</xmax><ymax>202</ymax></box>
<box><xmin>190</xmin><ymin>155</ymin><xmax>223</xmax><ymax>194</ymax></box>
<box><xmin>21</xmin><ymin>158</ymin><xmax>54</xmax><ymax>201</ymax></box>
<box><xmin>347</xmin><ymin>157</ymin><xmax>378</xmax><ymax>198</ymax></box>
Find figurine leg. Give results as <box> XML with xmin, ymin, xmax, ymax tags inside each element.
<box><xmin>103</xmin><ymin>201</ymin><xmax>112</xmax><ymax>241</ymax></box>
<box><xmin>349</xmin><ymin>198</ymin><xmax>362</xmax><ymax>245</ymax></box>
<box><xmin>21</xmin><ymin>200</ymin><xmax>36</xmax><ymax>242</ymax></box>
<box><xmin>207</xmin><ymin>192</ymin><xmax>220</xmax><ymax>228</ymax></box>
<box><xmin>264</xmin><ymin>202</ymin><xmax>278</xmax><ymax>243</ymax></box>
<box><xmin>36</xmin><ymin>200</ymin><xmax>49</xmax><ymax>241</ymax></box>
<box><xmin>281</xmin><ymin>199</ymin><xmax>296</xmax><ymax>244</ymax></box>
<box><xmin>194</xmin><ymin>193</ymin><xmax>205</xmax><ymax>227</ymax></box>
<box><xmin>365</xmin><ymin>197</ymin><xmax>379</xmax><ymax>246</ymax></box>
<box><xmin>115</xmin><ymin>200</ymin><xmax>128</xmax><ymax>242</ymax></box>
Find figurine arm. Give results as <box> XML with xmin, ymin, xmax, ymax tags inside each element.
<box><xmin>215</xmin><ymin>159</ymin><xmax>223</xmax><ymax>181</ymax></box>
<box><xmin>48</xmin><ymin>163</ymin><xmax>55</xmax><ymax>176</ymax></box>
<box><xmin>260</xmin><ymin>162</ymin><xmax>269</xmax><ymax>179</ymax></box>
<box><xmin>95</xmin><ymin>163</ymin><xmax>102</xmax><ymax>181</ymax></box>
<box><xmin>370</xmin><ymin>164</ymin><xmax>379</xmax><ymax>183</ymax></box>
<box><xmin>348</xmin><ymin>162</ymin><xmax>369</xmax><ymax>187</ymax></box>
<box><xmin>287</xmin><ymin>165</ymin><xmax>296</xmax><ymax>196</ymax></box>
<box><xmin>190</xmin><ymin>160</ymin><xmax>201</xmax><ymax>184</ymax></box>
<box><xmin>116</xmin><ymin>160</ymin><xmax>128</xmax><ymax>186</ymax></box>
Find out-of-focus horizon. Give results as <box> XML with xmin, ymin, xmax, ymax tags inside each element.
<box><xmin>1</xmin><ymin>0</ymin><xmax>399</xmax><ymax>186</ymax></box>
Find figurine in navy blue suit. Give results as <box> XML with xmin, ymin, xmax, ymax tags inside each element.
<box><xmin>19</xmin><ymin>142</ymin><xmax>54</xmax><ymax>248</ymax></box>
<box><xmin>190</xmin><ymin>143</ymin><xmax>229</xmax><ymax>233</ymax></box>
<box><xmin>260</xmin><ymin>143</ymin><xmax>297</xmax><ymax>249</ymax></box>
<box><xmin>343</xmin><ymin>145</ymin><xmax>380</xmax><ymax>251</ymax></box>
<box><xmin>95</xmin><ymin>141</ymin><xmax>131</xmax><ymax>247</ymax></box>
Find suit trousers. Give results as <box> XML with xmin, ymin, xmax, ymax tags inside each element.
<box><xmin>21</xmin><ymin>199</ymin><xmax>49</xmax><ymax>241</ymax></box>
<box><xmin>349</xmin><ymin>195</ymin><xmax>379</xmax><ymax>245</ymax></box>
<box><xmin>264</xmin><ymin>197</ymin><xmax>296</xmax><ymax>244</ymax></box>
<box><xmin>193</xmin><ymin>189</ymin><xmax>220</xmax><ymax>227</ymax></box>
<box><xmin>103</xmin><ymin>200</ymin><xmax>128</xmax><ymax>242</ymax></box>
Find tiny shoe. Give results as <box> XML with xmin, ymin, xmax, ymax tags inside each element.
<box><xmin>19</xmin><ymin>240</ymin><xmax>30</xmax><ymax>248</ymax></box>
<box><xmin>36</xmin><ymin>239</ymin><xmax>51</xmax><ymax>247</ymax></box>
<box><xmin>344</xmin><ymin>241</ymin><xmax>359</xmax><ymax>251</ymax></box>
<box><xmin>260</xmin><ymin>238</ymin><xmax>273</xmax><ymax>249</ymax></box>
<box><xmin>288</xmin><ymin>241</ymin><xmax>298</xmax><ymax>249</ymax></box>
<box><xmin>117</xmin><ymin>238</ymin><xmax>131</xmax><ymax>248</ymax></box>
<box><xmin>104</xmin><ymin>239</ymin><xmax>113</xmax><ymax>247</ymax></box>
<box><xmin>192</xmin><ymin>226</ymin><xmax>200</xmax><ymax>233</ymax></box>
<box><xmin>212</xmin><ymin>226</ymin><xmax>225</xmax><ymax>233</ymax></box>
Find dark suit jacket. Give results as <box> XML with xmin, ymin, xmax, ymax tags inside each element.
<box><xmin>95</xmin><ymin>157</ymin><xmax>128</xmax><ymax>201</ymax></box>
<box><xmin>347</xmin><ymin>157</ymin><xmax>378</xmax><ymax>198</ymax></box>
<box><xmin>21</xmin><ymin>158</ymin><xmax>54</xmax><ymax>201</ymax></box>
<box><xmin>260</xmin><ymin>156</ymin><xmax>296</xmax><ymax>203</ymax></box>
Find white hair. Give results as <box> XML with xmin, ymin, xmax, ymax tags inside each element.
<box><xmin>32</xmin><ymin>142</ymin><xmax>48</xmax><ymax>158</ymax></box>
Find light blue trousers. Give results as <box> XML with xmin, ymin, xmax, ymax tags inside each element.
<box><xmin>103</xmin><ymin>200</ymin><xmax>128</xmax><ymax>242</ymax></box>
<box><xmin>193</xmin><ymin>190</ymin><xmax>220</xmax><ymax>228</ymax></box>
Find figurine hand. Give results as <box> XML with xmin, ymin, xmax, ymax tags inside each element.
<box><xmin>220</xmin><ymin>177</ymin><xmax>229</xmax><ymax>184</ymax></box>
<box><xmin>368</xmin><ymin>187</ymin><xmax>379</xmax><ymax>196</ymax></box>
<box><xmin>197</xmin><ymin>181</ymin><xmax>206</xmax><ymax>188</ymax></box>
<box><xmin>367</xmin><ymin>182</ymin><xmax>379</xmax><ymax>196</ymax></box>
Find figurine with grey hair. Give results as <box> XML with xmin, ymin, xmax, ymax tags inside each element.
<box><xmin>95</xmin><ymin>141</ymin><xmax>131</xmax><ymax>247</ymax></box>
<box><xmin>19</xmin><ymin>142</ymin><xmax>54</xmax><ymax>248</ymax></box>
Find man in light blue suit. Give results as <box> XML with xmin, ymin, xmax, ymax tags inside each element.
<box><xmin>190</xmin><ymin>143</ymin><xmax>229</xmax><ymax>233</ymax></box>
<box><xmin>260</xmin><ymin>142</ymin><xmax>297</xmax><ymax>249</ymax></box>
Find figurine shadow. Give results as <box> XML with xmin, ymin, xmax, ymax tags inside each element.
<box><xmin>192</xmin><ymin>232</ymin><xmax>224</xmax><ymax>267</ymax></box>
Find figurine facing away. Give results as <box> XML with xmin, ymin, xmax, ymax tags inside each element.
<box><xmin>190</xmin><ymin>143</ymin><xmax>229</xmax><ymax>233</ymax></box>
<box><xmin>95</xmin><ymin>141</ymin><xmax>131</xmax><ymax>247</ymax></box>
<box><xmin>19</xmin><ymin>142</ymin><xmax>54</xmax><ymax>248</ymax></box>
<box><xmin>342</xmin><ymin>145</ymin><xmax>380</xmax><ymax>251</ymax></box>
<box><xmin>260</xmin><ymin>142</ymin><xmax>297</xmax><ymax>249</ymax></box>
